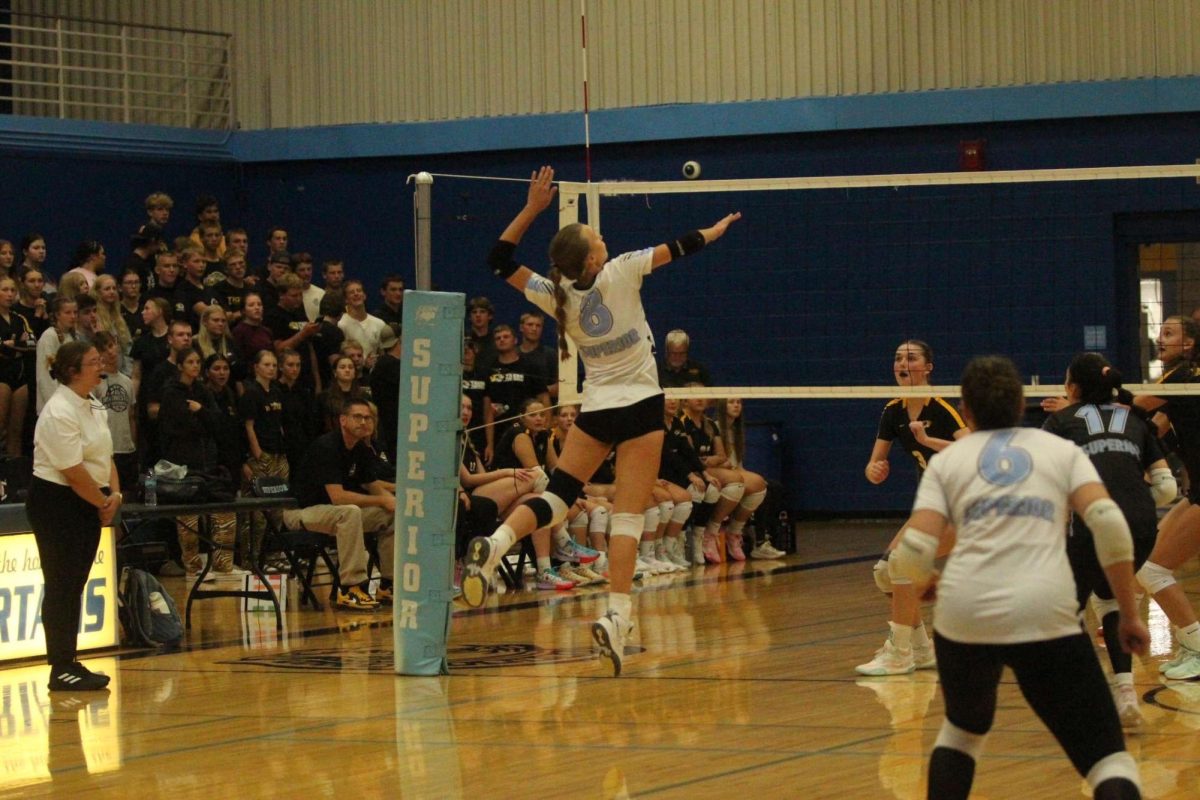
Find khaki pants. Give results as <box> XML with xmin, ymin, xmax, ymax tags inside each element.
<box><xmin>282</xmin><ymin>504</ymin><xmax>394</xmax><ymax>586</ymax></box>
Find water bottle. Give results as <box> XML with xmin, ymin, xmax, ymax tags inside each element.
<box><xmin>144</xmin><ymin>472</ymin><xmax>158</xmax><ymax>507</ymax></box>
<box><xmin>777</xmin><ymin>509</ymin><xmax>791</xmax><ymax>553</ymax></box>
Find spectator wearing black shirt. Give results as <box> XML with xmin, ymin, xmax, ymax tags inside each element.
<box><xmin>143</xmin><ymin>320</ymin><xmax>195</xmax><ymax>422</ymax></box>
<box><xmin>658</xmin><ymin>329</ymin><xmax>712</xmax><ymax>388</ymax></box>
<box><xmin>15</xmin><ymin>267</ymin><xmax>49</xmax><ymax>339</ymax></box>
<box><xmin>259</xmin><ymin>251</ymin><xmax>290</xmax><ymax>310</ymax></box>
<box><xmin>239</xmin><ymin>349</ymin><xmax>288</xmax><ymax>484</ymax></box>
<box><xmin>482</xmin><ymin>324</ymin><xmax>549</xmax><ymax>465</ymax></box>
<box><xmin>148</xmin><ymin>251</ymin><xmax>187</xmax><ymax>324</ymax></box>
<box><xmin>461</xmin><ymin>339</ymin><xmax>487</xmax><ymax>457</ymax></box>
<box><xmin>311</xmin><ymin>291</ymin><xmax>346</xmax><ymax>391</ymax></box>
<box><xmin>283</xmin><ymin>397</ymin><xmax>396</xmax><ymax>610</ymax></box>
<box><xmin>143</xmin><ymin>191</ymin><xmax>172</xmax><ymax>233</ymax></box>
<box><xmin>206</xmin><ymin>250</ymin><xmax>248</xmax><ymax>326</ymax></box>
<box><xmin>195</xmin><ymin>305</ymin><xmax>242</xmax><ymax>381</ymax></box>
<box><xmin>466</xmin><ymin>296</ymin><xmax>497</xmax><ymax>370</ymax></box>
<box><xmin>197</xmin><ymin>223</ymin><xmax>225</xmax><ymax>283</ymax></box>
<box><xmin>319</xmin><ymin>355</ymin><xmax>371</xmax><ymax>433</ymax></box>
<box><xmin>375</xmin><ymin>274</ymin><xmax>404</xmax><ymax>339</ymax></box>
<box><xmin>130</xmin><ymin>297</ymin><xmax>170</xmax><ymax>403</ymax></box>
<box><xmin>0</xmin><ymin>275</ymin><xmax>34</xmax><ymax>457</ymax></box>
<box><xmin>321</xmin><ymin>259</ymin><xmax>345</xmax><ymax>296</ymax></box>
<box><xmin>517</xmin><ymin>311</ymin><xmax>558</xmax><ymax>401</ymax></box>
<box><xmin>203</xmin><ymin>353</ymin><xmax>247</xmax><ymax>486</ymax></box>
<box><xmin>188</xmin><ymin>195</ymin><xmax>225</xmax><ymax>260</ymax></box>
<box><xmin>176</xmin><ymin>247</ymin><xmax>210</xmax><ymax>332</ymax></box>
<box><xmin>118</xmin><ymin>269</ymin><xmax>145</xmax><ymax>340</ymax></box>
<box><xmin>368</xmin><ymin>327</ymin><xmax>401</xmax><ymax>462</ymax></box>
<box><xmin>265</xmin><ymin>273</ymin><xmax>320</xmax><ymax>391</ymax></box>
<box><xmin>278</xmin><ymin>347</ymin><xmax>320</xmax><ymax>475</ymax></box>
<box><xmin>158</xmin><ymin>348</ymin><xmax>240</xmax><ymax>578</ymax></box>
<box><xmin>124</xmin><ymin>223</ymin><xmax>163</xmax><ymax>287</ymax></box>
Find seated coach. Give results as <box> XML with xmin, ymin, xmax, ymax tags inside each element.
<box><xmin>285</xmin><ymin>397</ymin><xmax>396</xmax><ymax>611</ymax></box>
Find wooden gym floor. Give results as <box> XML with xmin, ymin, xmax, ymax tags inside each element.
<box><xmin>2</xmin><ymin>520</ymin><xmax>1198</xmax><ymax>799</ymax></box>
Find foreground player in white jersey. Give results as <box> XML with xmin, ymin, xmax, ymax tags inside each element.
<box><xmin>892</xmin><ymin>355</ymin><xmax>1148</xmax><ymax>800</ymax></box>
<box><xmin>462</xmin><ymin>166</ymin><xmax>740</xmax><ymax>676</ymax></box>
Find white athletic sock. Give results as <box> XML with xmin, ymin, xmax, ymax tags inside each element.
<box><xmin>1178</xmin><ymin>622</ymin><xmax>1200</xmax><ymax>651</ymax></box>
<box><xmin>1113</xmin><ymin>672</ymin><xmax>1134</xmax><ymax>688</ymax></box>
<box><xmin>537</xmin><ymin>556</ymin><xmax>552</xmax><ymax>573</ymax></box>
<box><xmin>705</xmin><ymin>519</ymin><xmax>722</xmax><ymax>536</ymax></box>
<box><xmin>889</xmin><ymin>621</ymin><xmax>913</xmax><ymax>650</ymax></box>
<box><xmin>609</xmin><ymin>592</ymin><xmax>632</xmax><ymax>620</ymax></box>
<box><xmin>912</xmin><ymin>622</ymin><xmax>931</xmax><ymax>648</ymax></box>
<box><xmin>552</xmin><ymin>524</ymin><xmax>572</xmax><ymax>548</ymax></box>
<box><xmin>727</xmin><ymin>518</ymin><xmax>746</xmax><ymax>535</ymax></box>
<box><xmin>489</xmin><ymin>525</ymin><xmax>517</xmax><ymax>564</ymax></box>
<box><xmin>639</xmin><ymin>541</ymin><xmax>654</xmax><ymax>558</ymax></box>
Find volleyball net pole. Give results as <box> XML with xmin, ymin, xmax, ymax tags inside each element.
<box><xmin>394</xmin><ymin>173</ymin><xmax>462</xmax><ymax>676</ymax></box>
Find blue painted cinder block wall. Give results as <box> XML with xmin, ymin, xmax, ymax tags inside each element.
<box><xmin>235</xmin><ymin>113</ymin><xmax>1200</xmax><ymax>512</ymax></box>
<box><xmin>4</xmin><ymin>100</ymin><xmax>1200</xmax><ymax>513</ymax></box>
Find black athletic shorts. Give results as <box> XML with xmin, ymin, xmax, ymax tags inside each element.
<box><xmin>573</xmin><ymin>393</ymin><xmax>664</xmax><ymax>446</ymax></box>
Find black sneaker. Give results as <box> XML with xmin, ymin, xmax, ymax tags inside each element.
<box><xmin>48</xmin><ymin>664</ymin><xmax>110</xmax><ymax>692</ymax></box>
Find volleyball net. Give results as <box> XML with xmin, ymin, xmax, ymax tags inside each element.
<box><xmin>395</xmin><ymin>162</ymin><xmax>1200</xmax><ymax>673</ymax></box>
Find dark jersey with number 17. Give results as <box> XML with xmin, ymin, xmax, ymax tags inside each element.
<box><xmin>876</xmin><ymin>396</ymin><xmax>966</xmax><ymax>472</ymax></box>
<box><xmin>1043</xmin><ymin>402</ymin><xmax>1161</xmax><ymax>539</ymax></box>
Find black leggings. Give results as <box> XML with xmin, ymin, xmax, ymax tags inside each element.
<box><xmin>934</xmin><ymin>631</ymin><xmax>1127</xmax><ymax>777</ymax></box>
<box><xmin>27</xmin><ymin>476</ymin><xmax>103</xmax><ymax>668</ymax></box>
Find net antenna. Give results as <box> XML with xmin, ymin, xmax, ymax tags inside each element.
<box><xmin>557</xmin><ymin>162</ymin><xmax>1200</xmax><ymax>403</ymax></box>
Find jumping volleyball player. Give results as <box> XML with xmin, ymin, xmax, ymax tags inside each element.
<box><xmin>858</xmin><ymin>340</ymin><xmax>968</xmax><ymax>676</ymax></box>
<box><xmin>461</xmin><ymin>166</ymin><xmax>740</xmax><ymax>676</ymax></box>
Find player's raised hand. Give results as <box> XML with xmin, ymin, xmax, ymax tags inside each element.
<box><xmin>702</xmin><ymin>212</ymin><xmax>742</xmax><ymax>243</ymax></box>
<box><xmin>526</xmin><ymin>166</ymin><xmax>558</xmax><ymax>214</ymax></box>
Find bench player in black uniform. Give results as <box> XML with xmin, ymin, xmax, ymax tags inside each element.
<box><xmin>1044</xmin><ymin>353</ymin><xmax>1174</xmax><ymax>728</ymax></box>
<box><xmin>858</xmin><ymin>340</ymin><xmax>968</xmax><ymax>676</ymax></box>
<box><xmin>1130</xmin><ymin>315</ymin><xmax>1200</xmax><ymax>680</ymax></box>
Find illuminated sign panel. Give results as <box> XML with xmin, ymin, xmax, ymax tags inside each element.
<box><xmin>0</xmin><ymin>528</ymin><xmax>119</xmax><ymax>662</ymax></box>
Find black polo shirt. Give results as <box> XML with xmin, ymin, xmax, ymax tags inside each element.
<box><xmin>293</xmin><ymin>430</ymin><xmax>378</xmax><ymax>508</ymax></box>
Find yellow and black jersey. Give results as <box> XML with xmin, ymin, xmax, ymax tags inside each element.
<box><xmin>1153</xmin><ymin>361</ymin><xmax>1200</xmax><ymax>475</ymax></box>
<box><xmin>876</xmin><ymin>396</ymin><xmax>965</xmax><ymax>471</ymax></box>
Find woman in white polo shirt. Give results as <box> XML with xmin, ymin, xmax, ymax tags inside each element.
<box><xmin>28</xmin><ymin>340</ymin><xmax>122</xmax><ymax>692</ymax></box>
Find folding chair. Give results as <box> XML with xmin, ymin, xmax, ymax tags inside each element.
<box><xmin>252</xmin><ymin>477</ymin><xmax>340</xmax><ymax>610</ymax></box>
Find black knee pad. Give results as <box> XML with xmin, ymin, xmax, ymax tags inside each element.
<box><xmin>525</xmin><ymin>497</ymin><xmax>554</xmax><ymax>528</ymax></box>
<box><xmin>470</xmin><ymin>496</ymin><xmax>499</xmax><ymax>531</ymax></box>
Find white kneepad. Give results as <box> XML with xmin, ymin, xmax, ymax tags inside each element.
<box><xmin>872</xmin><ymin>557</ymin><xmax>893</xmax><ymax>594</ymax></box>
<box><xmin>687</xmin><ymin>484</ymin><xmax>705</xmax><ymax>503</ymax></box>
<box><xmin>643</xmin><ymin>507</ymin><xmax>660</xmax><ymax>532</ymax></box>
<box><xmin>531</xmin><ymin>466</ymin><xmax>550</xmax><ymax>493</ymax></box>
<box><xmin>588</xmin><ymin>506</ymin><xmax>610</xmax><ymax>535</ymax></box>
<box><xmin>740</xmin><ymin>489</ymin><xmax>767</xmax><ymax>512</ymax></box>
<box><xmin>657</xmin><ymin>501</ymin><xmax>675</xmax><ymax>524</ymax></box>
<box><xmin>570</xmin><ymin>509</ymin><xmax>588</xmax><ymax>528</ymax></box>
<box><xmin>610</xmin><ymin>512</ymin><xmax>643</xmax><ymax>541</ymax></box>
<box><xmin>1136</xmin><ymin>560</ymin><xmax>1175</xmax><ymax>595</ymax></box>
<box><xmin>720</xmin><ymin>482</ymin><xmax>745</xmax><ymax>503</ymax></box>
<box><xmin>671</xmin><ymin>500</ymin><xmax>693</xmax><ymax>524</ymax></box>
<box><xmin>703</xmin><ymin>483</ymin><xmax>720</xmax><ymax>504</ymax></box>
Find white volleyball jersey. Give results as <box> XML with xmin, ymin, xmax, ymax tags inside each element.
<box><xmin>912</xmin><ymin>427</ymin><xmax>1102</xmax><ymax>645</ymax></box>
<box><xmin>525</xmin><ymin>248</ymin><xmax>661</xmax><ymax>412</ymax></box>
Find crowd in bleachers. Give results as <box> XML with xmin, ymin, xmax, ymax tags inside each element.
<box><xmin>0</xmin><ymin>190</ymin><xmax>786</xmax><ymax>611</ymax></box>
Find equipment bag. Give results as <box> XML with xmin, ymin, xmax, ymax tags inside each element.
<box><xmin>118</xmin><ymin>566</ymin><xmax>184</xmax><ymax>647</ymax></box>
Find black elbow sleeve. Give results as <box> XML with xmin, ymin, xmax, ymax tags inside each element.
<box><xmin>487</xmin><ymin>240</ymin><xmax>519</xmax><ymax>279</ymax></box>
